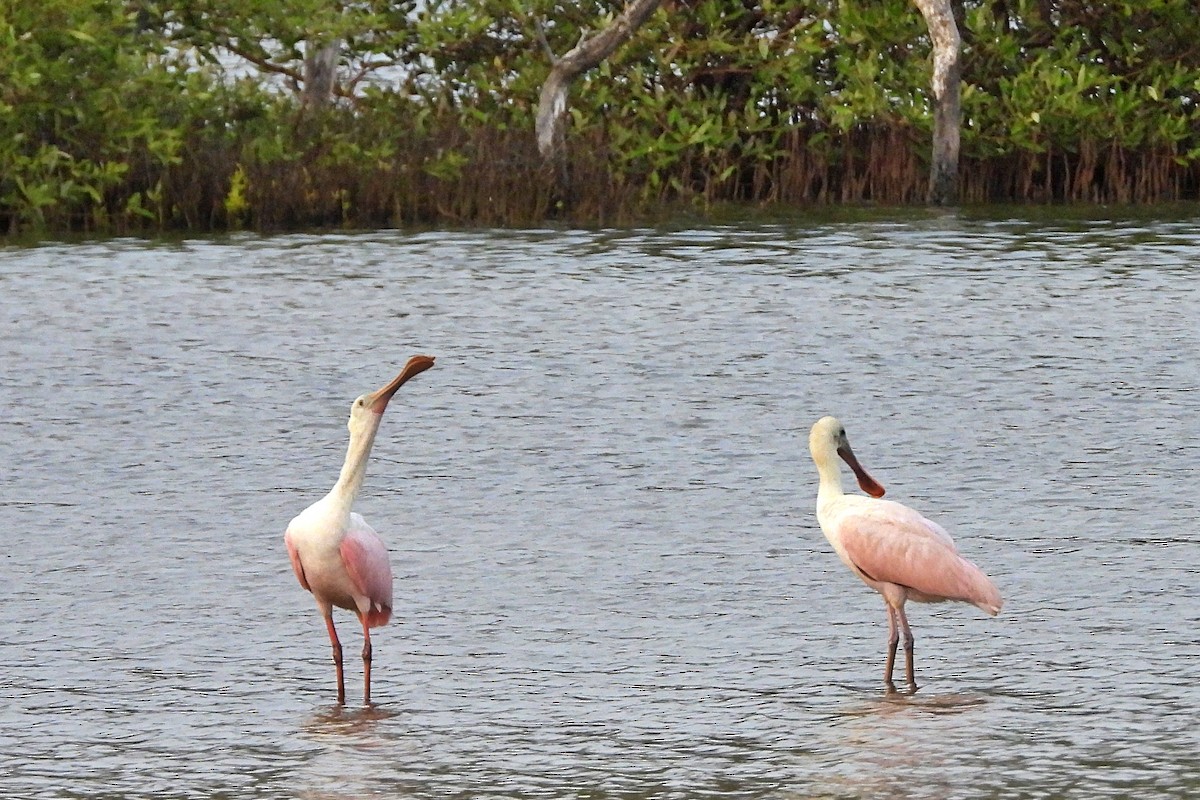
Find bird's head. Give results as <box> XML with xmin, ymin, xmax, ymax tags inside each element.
<box><xmin>810</xmin><ymin>415</ymin><xmax>886</xmax><ymax>498</ymax></box>
<box><xmin>347</xmin><ymin>355</ymin><xmax>436</xmax><ymax>434</ymax></box>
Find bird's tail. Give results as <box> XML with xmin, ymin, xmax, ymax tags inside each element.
<box><xmin>966</xmin><ymin>565</ymin><xmax>1003</xmax><ymax>616</ymax></box>
<box><xmin>363</xmin><ymin>604</ymin><xmax>392</xmax><ymax>628</ymax></box>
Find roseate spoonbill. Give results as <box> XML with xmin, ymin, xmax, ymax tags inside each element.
<box><xmin>285</xmin><ymin>355</ymin><xmax>435</xmax><ymax>705</ymax></box>
<box><xmin>808</xmin><ymin>416</ymin><xmax>1002</xmax><ymax>693</ymax></box>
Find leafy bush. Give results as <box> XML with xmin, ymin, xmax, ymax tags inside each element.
<box><xmin>2</xmin><ymin>0</ymin><xmax>1199</xmax><ymax>234</ymax></box>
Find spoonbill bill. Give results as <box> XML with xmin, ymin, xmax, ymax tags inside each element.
<box><xmin>808</xmin><ymin>416</ymin><xmax>1002</xmax><ymax>693</ymax></box>
<box><xmin>285</xmin><ymin>355</ymin><xmax>435</xmax><ymax>704</ymax></box>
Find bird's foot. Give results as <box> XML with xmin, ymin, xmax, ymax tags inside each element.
<box><xmin>884</xmin><ymin>681</ymin><xmax>919</xmax><ymax>697</ymax></box>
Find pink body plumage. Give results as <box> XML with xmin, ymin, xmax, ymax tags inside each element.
<box><xmin>809</xmin><ymin>416</ymin><xmax>1002</xmax><ymax>692</ymax></box>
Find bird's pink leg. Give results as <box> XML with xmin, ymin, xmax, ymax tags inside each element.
<box><xmin>324</xmin><ymin>612</ymin><xmax>346</xmax><ymax>705</ymax></box>
<box><xmin>884</xmin><ymin>604</ymin><xmax>900</xmax><ymax>693</ymax></box>
<box><xmin>896</xmin><ymin>604</ymin><xmax>917</xmax><ymax>693</ymax></box>
<box><xmin>360</xmin><ymin>614</ymin><xmax>373</xmax><ymax>705</ymax></box>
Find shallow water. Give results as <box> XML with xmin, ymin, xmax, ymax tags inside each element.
<box><xmin>1</xmin><ymin>211</ymin><xmax>1198</xmax><ymax>798</ymax></box>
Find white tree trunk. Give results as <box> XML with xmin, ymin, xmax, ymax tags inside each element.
<box><xmin>536</xmin><ymin>0</ymin><xmax>661</xmax><ymax>160</ymax></box>
<box><xmin>912</xmin><ymin>0</ymin><xmax>961</xmax><ymax>204</ymax></box>
<box><xmin>303</xmin><ymin>40</ymin><xmax>341</xmax><ymax>107</ymax></box>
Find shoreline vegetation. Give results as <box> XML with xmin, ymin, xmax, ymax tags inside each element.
<box><xmin>3</xmin><ymin>0</ymin><xmax>1200</xmax><ymax>236</ymax></box>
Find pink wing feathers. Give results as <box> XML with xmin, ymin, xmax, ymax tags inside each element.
<box><xmin>340</xmin><ymin>513</ymin><xmax>394</xmax><ymax>627</ymax></box>
<box><xmin>284</xmin><ymin>528</ymin><xmax>311</xmax><ymax>591</ymax></box>
<box><xmin>837</xmin><ymin>501</ymin><xmax>1002</xmax><ymax>615</ymax></box>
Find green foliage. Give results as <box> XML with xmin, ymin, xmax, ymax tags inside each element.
<box><xmin>956</xmin><ymin>0</ymin><xmax>1200</xmax><ymax>200</ymax></box>
<box><xmin>224</xmin><ymin>164</ymin><xmax>250</xmax><ymax>220</ymax></box>
<box><xmin>3</xmin><ymin>0</ymin><xmax>1200</xmax><ymax>233</ymax></box>
<box><xmin>146</xmin><ymin>0</ymin><xmax>421</xmax><ymax>95</ymax></box>
<box><xmin>0</xmin><ymin>0</ymin><xmax>197</xmax><ymax>231</ymax></box>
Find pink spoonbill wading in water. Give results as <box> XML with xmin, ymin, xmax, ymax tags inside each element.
<box><xmin>808</xmin><ymin>416</ymin><xmax>1002</xmax><ymax>693</ymax></box>
<box><xmin>285</xmin><ymin>355</ymin><xmax>435</xmax><ymax>705</ymax></box>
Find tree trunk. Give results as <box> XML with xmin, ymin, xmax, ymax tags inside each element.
<box><xmin>303</xmin><ymin>40</ymin><xmax>341</xmax><ymax>107</ymax></box>
<box><xmin>912</xmin><ymin>0</ymin><xmax>961</xmax><ymax>205</ymax></box>
<box><xmin>535</xmin><ymin>0</ymin><xmax>661</xmax><ymax>160</ymax></box>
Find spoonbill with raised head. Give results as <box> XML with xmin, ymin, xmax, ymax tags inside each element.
<box><xmin>285</xmin><ymin>355</ymin><xmax>435</xmax><ymax>705</ymax></box>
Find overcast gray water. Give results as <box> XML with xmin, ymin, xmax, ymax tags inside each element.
<box><xmin>1</xmin><ymin>212</ymin><xmax>1198</xmax><ymax>798</ymax></box>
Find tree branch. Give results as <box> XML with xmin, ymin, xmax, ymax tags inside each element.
<box><xmin>533</xmin><ymin>17</ymin><xmax>558</xmax><ymax>65</ymax></box>
<box><xmin>220</xmin><ymin>39</ymin><xmax>304</xmax><ymax>85</ymax></box>
<box><xmin>535</xmin><ymin>0</ymin><xmax>662</xmax><ymax>159</ymax></box>
<box><xmin>346</xmin><ymin>58</ymin><xmax>403</xmax><ymax>94</ymax></box>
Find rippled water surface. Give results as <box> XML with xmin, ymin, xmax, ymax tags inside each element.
<box><xmin>2</xmin><ymin>212</ymin><xmax>1198</xmax><ymax>798</ymax></box>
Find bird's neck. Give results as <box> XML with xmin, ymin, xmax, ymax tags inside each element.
<box><xmin>328</xmin><ymin>418</ymin><xmax>382</xmax><ymax>512</ymax></box>
<box><xmin>813</xmin><ymin>451</ymin><xmax>845</xmax><ymax>509</ymax></box>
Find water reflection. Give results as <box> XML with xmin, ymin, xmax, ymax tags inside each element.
<box><xmin>303</xmin><ymin>704</ymin><xmax>401</xmax><ymax>737</ymax></box>
<box><xmin>839</xmin><ymin>691</ymin><xmax>990</xmax><ymax>718</ymax></box>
